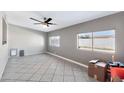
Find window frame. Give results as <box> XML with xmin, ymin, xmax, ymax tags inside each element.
<box><xmin>77</xmin><ymin>30</ymin><xmax>115</xmax><ymax>53</ymax></box>
<box><xmin>77</xmin><ymin>32</ymin><xmax>93</xmax><ymax>51</ymax></box>
<box><xmin>93</xmin><ymin>30</ymin><xmax>115</xmax><ymax>53</ymax></box>
<box><xmin>49</xmin><ymin>36</ymin><xmax>60</xmax><ymax>48</ymax></box>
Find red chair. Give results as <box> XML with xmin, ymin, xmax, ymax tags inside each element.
<box><xmin>110</xmin><ymin>67</ymin><xmax>124</xmax><ymax>82</ymax></box>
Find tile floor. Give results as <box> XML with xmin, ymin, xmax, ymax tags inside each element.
<box><xmin>0</xmin><ymin>53</ymin><xmax>97</xmax><ymax>82</ymax></box>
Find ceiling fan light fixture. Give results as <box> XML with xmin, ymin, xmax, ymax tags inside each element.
<box><xmin>30</xmin><ymin>17</ymin><xmax>56</xmax><ymax>28</ymax></box>
<box><xmin>42</xmin><ymin>25</ymin><xmax>48</xmax><ymax>28</ymax></box>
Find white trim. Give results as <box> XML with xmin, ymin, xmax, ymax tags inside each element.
<box><xmin>46</xmin><ymin>52</ymin><xmax>88</xmax><ymax>68</ymax></box>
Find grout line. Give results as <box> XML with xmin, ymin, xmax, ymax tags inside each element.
<box><xmin>27</xmin><ymin>63</ymin><xmax>45</xmax><ymax>81</ymax></box>
<box><xmin>63</xmin><ymin>61</ymin><xmax>65</xmax><ymax>82</ymax></box>
<box><xmin>71</xmin><ymin>64</ymin><xmax>76</xmax><ymax>82</ymax></box>
<box><xmin>61</xmin><ymin>60</ymin><xmax>65</xmax><ymax>82</ymax></box>
<box><xmin>19</xmin><ymin>57</ymin><xmax>51</xmax><ymax>81</ymax></box>
<box><xmin>39</xmin><ymin>57</ymin><xmax>54</xmax><ymax>81</ymax></box>
<box><xmin>34</xmin><ymin>56</ymin><xmax>54</xmax><ymax>81</ymax></box>
<box><xmin>51</xmin><ymin>58</ymin><xmax>60</xmax><ymax>82</ymax></box>
<box><xmin>16</xmin><ymin>64</ymin><xmax>36</xmax><ymax>80</ymax></box>
<box><xmin>27</xmin><ymin>55</ymin><xmax>50</xmax><ymax>80</ymax></box>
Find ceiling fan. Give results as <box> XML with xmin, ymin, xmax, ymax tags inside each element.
<box><xmin>30</xmin><ymin>17</ymin><xmax>57</xmax><ymax>27</ymax></box>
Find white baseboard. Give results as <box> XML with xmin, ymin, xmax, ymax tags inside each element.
<box><xmin>25</xmin><ymin>52</ymin><xmax>45</xmax><ymax>56</ymax></box>
<box><xmin>0</xmin><ymin>57</ymin><xmax>8</xmax><ymax>80</ymax></box>
<box><xmin>46</xmin><ymin>52</ymin><xmax>88</xmax><ymax>68</ymax></box>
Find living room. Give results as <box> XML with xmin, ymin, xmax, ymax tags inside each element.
<box><xmin>1</xmin><ymin>0</ymin><xmax>124</xmax><ymax>93</ymax></box>
<box><xmin>0</xmin><ymin>11</ymin><xmax>124</xmax><ymax>82</ymax></box>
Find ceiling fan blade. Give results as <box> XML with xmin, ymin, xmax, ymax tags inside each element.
<box><xmin>45</xmin><ymin>18</ymin><xmax>52</xmax><ymax>23</ymax></box>
<box><xmin>30</xmin><ymin>18</ymin><xmax>42</xmax><ymax>22</ymax></box>
<box><xmin>33</xmin><ymin>23</ymin><xmax>42</xmax><ymax>24</ymax></box>
<box><xmin>48</xmin><ymin>23</ymin><xmax>57</xmax><ymax>25</ymax></box>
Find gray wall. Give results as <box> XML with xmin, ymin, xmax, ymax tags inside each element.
<box><xmin>8</xmin><ymin>24</ymin><xmax>48</xmax><ymax>56</ymax></box>
<box><xmin>48</xmin><ymin>12</ymin><xmax>124</xmax><ymax>65</ymax></box>
<box><xmin>0</xmin><ymin>12</ymin><xmax>8</xmax><ymax>79</ymax></box>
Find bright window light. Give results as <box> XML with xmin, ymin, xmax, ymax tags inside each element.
<box><xmin>49</xmin><ymin>36</ymin><xmax>60</xmax><ymax>47</ymax></box>
<box><xmin>77</xmin><ymin>30</ymin><xmax>115</xmax><ymax>53</ymax></box>
<box><xmin>93</xmin><ymin>30</ymin><xmax>115</xmax><ymax>52</ymax></box>
<box><xmin>77</xmin><ymin>32</ymin><xmax>92</xmax><ymax>50</ymax></box>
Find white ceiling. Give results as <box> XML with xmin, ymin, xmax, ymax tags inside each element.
<box><xmin>5</xmin><ymin>11</ymin><xmax>119</xmax><ymax>32</ymax></box>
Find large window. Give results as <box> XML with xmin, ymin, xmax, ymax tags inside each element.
<box><xmin>77</xmin><ymin>32</ymin><xmax>92</xmax><ymax>50</ymax></box>
<box><xmin>77</xmin><ymin>30</ymin><xmax>115</xmax><ymax>52</ymax></box>
<box><xmin>93</xmin><ymin>30</ymin><xmax>115</xmax><ymax>52</ymax></box>
<box><xmin>49</xmin><ymin>36</ymin><xmax>60</xmax><ymax>47</ymax></box>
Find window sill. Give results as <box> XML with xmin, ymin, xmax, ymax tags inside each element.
<box><xmin>50</xmin><ymin>46</ymin><xmax>60</xmax><ymax>48</ymax></box>
<box><xmin>77</xmin><ymin>48</ymin><xmax>92</xmax><ymax>51</ymax></box>
<box><xmin>77</xmin><ymin>48</ymin><xmax>115</xmax><ymax>54</ymax></box>
<box><xmin>93</xmin><ymin>49</ymin><xmax>115</xmax><ymax>54</ymax></box>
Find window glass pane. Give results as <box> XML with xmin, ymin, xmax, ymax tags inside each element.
<box><xmin>55</xmin><ymin>36</ymin><xmax>60</xmax><ymax>47</ymax></box>
<box><xmin>78</xmin><ymin>32</ymin><xmax>92</xmax><ymax>49</ymax></box>
<box><xmin>49</xmin><ymin>37</ymin><xmax>52</xmax><ymax>46</ymax></box>
<box><xmin>49</xmin><ymin>36</ymin><xmax>60</xmax><ymax>47</ymax></box>
<box><xmin>93</xmin><ymin>30</ymin><xmax>115</xmax><ymax>52</ymax></box>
